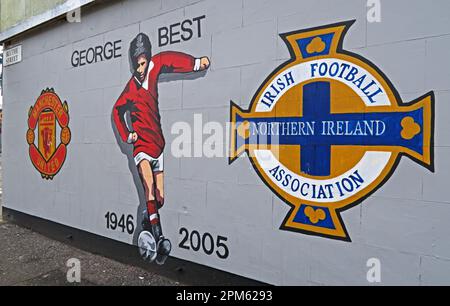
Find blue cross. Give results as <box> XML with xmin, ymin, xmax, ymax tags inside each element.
<box><xmin>302</xmin><ymin>82</ymin><xmax>332</xmax><ymax>176</ymax></box>
<box><xmin>236</xmin><ymin>81</ymin><xmax>425</xmax><ymax>177</ymax></box>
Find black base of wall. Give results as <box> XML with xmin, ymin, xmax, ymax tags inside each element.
<box><xmin>2</xmin><ymin>207</ymin><xmax>266</xmax><ymax>286</ymax></box>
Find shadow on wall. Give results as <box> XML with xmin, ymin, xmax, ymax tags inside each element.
<box><xmin>110</xmin><ymin>70</ymin><xmax>208</xmax><ymax>246</ymax></box>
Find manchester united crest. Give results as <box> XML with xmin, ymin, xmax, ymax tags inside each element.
<box><xmin>229</xmin><ymin>21</ymin><xmax>435</xmax><ymax>241</ymax></box>
<box><xmin>27</xmin><ymin>88</ymin><xmax>71</xmax><ymax>180</ymax></box>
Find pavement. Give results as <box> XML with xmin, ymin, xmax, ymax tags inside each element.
<box><xmin>0</xmin><ymin>222</ymin><xmax>182</xmax><ymax>286</ymax></box>
<box><xmin>0</xmin><ymin>156</ymin><xmax>180</xmax><ymax>286</ymax></box>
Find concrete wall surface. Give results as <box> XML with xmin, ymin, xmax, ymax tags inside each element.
<box><xmin>1</xmin><ymin>0</ymin><xmax>66</xmax><ymax>32</ymax></box>
<box><xmin>0</xmin><ymin>0</ymin><xmax>95</xmax><ymax>41</ymax></box>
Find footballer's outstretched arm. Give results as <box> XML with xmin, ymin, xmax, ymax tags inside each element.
<box><xmin>155</xmin><ymin>51</ymin><xmax>210</xmax><ymax>74</ymax></box>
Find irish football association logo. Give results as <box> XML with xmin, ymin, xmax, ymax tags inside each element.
<box><xmin>27</xmin><ymin>88</ymin><xmax>71</xmax><ymax>180</ymax></box>
<box><xmin>229</xmin><ymin>21</ymin><xmax>434</xmax><ymax>241</ymax></box>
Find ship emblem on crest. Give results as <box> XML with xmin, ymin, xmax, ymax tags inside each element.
<box><xmin>229</xmin><ymin>21</ymin><xmax>435</xmax><ymax>241</ymax></box>
<box><xmin>27</xmin><ymin>88</ymin><xmax>71</xmax><ymax>180</ymax></box>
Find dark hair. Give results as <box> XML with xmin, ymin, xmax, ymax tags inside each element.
<box><xmin>129</xmin><ymin>33</ymin><xmax>152</xmax><ymax>71</ymax></box>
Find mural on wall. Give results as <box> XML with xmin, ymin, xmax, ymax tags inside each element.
<box><xmin>27</xmin><ymin>88</ymin><xmax>71</xmax><ymax>180</ymax></box>
<box><xmin>229</xmin><ymin>21</ymin><xmax>435</xmax><ymax>241</ymax></box>
<box><xmin>112</xmin><ymin>33</ymin><xmax>210</xmax><ymax>264</ymax></box>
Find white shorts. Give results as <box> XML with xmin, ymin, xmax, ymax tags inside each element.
<box><xmin>134</xmin><ymin>152</ymin><xmax>164</xmax><ymax>172</ymax></box>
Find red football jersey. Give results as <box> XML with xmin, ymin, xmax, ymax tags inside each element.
<box><xmin>113</xmin><ymin>51</ymin><xmax>196</xmax><ymax>158</ymax></box>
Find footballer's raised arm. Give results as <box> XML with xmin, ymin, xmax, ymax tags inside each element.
<box><xmin>154</xmin><ymin>51</ymin><xmax>210</xmax><ymax>74</ymax></box>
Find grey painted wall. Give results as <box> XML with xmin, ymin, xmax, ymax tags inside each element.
<box><xmin>2</xmin><ymin>0</ymin><xmax>450</xmax><ymax>285</ymax></box>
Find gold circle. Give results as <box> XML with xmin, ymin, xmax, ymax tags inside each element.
<box><xmin>26</xmin><ymin>129</ymin><xmax>35</xmax><ymax>145</ymax></box>
<box><xmin>61</xmin><ymin>127</ymin><xmax>71</xmax><ymax>145</ymax></box>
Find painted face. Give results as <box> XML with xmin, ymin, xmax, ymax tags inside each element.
<box><xmin>136</xmin><ymin>54</ymin><xmax>149</xmax><ymax>82</ymax></box>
